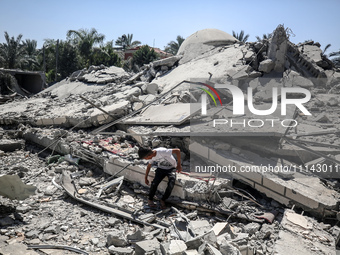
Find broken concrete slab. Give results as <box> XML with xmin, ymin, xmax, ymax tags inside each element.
<box><xmin>108</xmin><ymin>246</ymin><xmax>133</xmax><ymax>255</ymax></box>
<box><xmin>299</xmin><ymin>44</ymin><xmax>323</xmax><ymax>64</ymax></box>
<box><xmin>107</xmin><ymin>229</ymin><xmax>128</xmax><ymax>247</ymax></box>
<box><xmin>168</xmin><ymin>240</ymin><xmax>187</xmax><ymax>255</ymax></box>
<box><xmin>190</xmin><ymin>220</ymin><xmax>211</xmax><ymax>236</ymax></box>
<box><xmin>152</xmin><ymin>55</ymin><xmax>183</xmax><ymax>67</ymax></box>
<box><xmin>0</xmin><ymin>174</ymin><xmax>36</xmax><ymax>200</ymax></box>
<box><xmin>134</xmin><ymin>238</ymin><xmax>160</xmax><ymax>255</ymax></box>
<box><xmin>284</xmin><ymin>70</ymin><xmax>314</xmax><ymax>88</ymax></box>
<box><xmin>273</xmin><ymin>209</ymin><xmax>336</xmax><ymax>255</ymax></box>
<box><xmin>104</xmin><ymin>157</ymin><xmax>228</xmax><ymax>201</ymax></box>
<box><xmin>123</xmin><ymin>103</ymin><xmax>201</xmax><ymax>125</ymax></box>
<box><xmin>61</xmin><ymin>170</ymin><xmax>165</xmax><ymax>229</ymax></box>
<box><xmin>190</xmin><ymin>141</ymin><xmax>340</xmax><ymax>216</ymax></box>
<box><xmin>0</xmin><ymin>139</ymin><xmax>24</xmax><ymax>152</ymax></box>
<box><xmin>258</xmin><ymin>59</ymin><xmax>274</xmax><ymax>73</ymax></box>
<box><xmin>0</xmin><ymin>242</ymin><xmax>40</xmax><ymax>255</ymax></box>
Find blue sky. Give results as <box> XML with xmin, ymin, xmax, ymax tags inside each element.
<box><xmin>0</xmin><ymin>0</ymin><xmax>339</xmax><ymax>55</ymax></box>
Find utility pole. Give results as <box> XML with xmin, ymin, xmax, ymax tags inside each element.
<box><xmin>43</xmin><ymin>46</ymin><xmax>46</xmax><ymax>73</ymax></box>
<box><xmin>55</xmin><ymin>39</ymin><xmax>59</xmax><ymax>82</ymax></box>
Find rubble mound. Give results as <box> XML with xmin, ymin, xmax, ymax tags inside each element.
<box><xmin>177</xmin><ymin>28</ymin><xmax>239</xmax><ymax>63</ymax></box>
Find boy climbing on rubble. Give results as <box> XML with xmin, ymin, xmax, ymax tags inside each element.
<box><xmin>138</xmin><ymin>147</ymin><xmax>182</xmax><ymax>209</ymax></box>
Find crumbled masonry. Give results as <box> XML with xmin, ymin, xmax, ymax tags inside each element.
<box><xmin>1</xmin><ymin>25</ymin><xmax>340</xmax><ymax>254</ymax></box>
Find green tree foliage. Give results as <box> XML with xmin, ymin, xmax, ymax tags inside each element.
<box><xmin>22</xmin><ymin>39</ymin><xmax>39</xmax><ymax>70</ymax></box>
<box><xmin>67</xmin><ymin>28</ymin><xmax>105</xmax><ymax>67</ymax></box>
<box><xmin>164</xmin><ymin>35</ymin><xmax>184</xmax><ymax>55</ymax></box>
<box><xmin>256</xmin><ymin>33</ymin><xmax>272</xmax><ymax>42</ymax></box>
<box><xmin>232</xmin><ymin>30</ymin><xmax>249</xmax><ymax>43</ymax></box>
<box><xmin>92</xmin><ymin>41</ymin><xmax>121</xmax><ymax>67</ymax></box>
<box><xmin>43</xmin><ymin>39</ymin><xmax>80</xmax><ymax>83</ymax></box>
<box><xmin>330</xmin><ymin>50</ymin><xmax>340</xmax><ymax>67</ymax></box>
<box><xmin>115</xmin><ymin>34</ymin><xmax>141</xmax><ymax>49</ymax></box>
<box><xmin>0</xmin><ymin>32</ymin><xmax>27</xmax><ymax>69</ymax></box>
<box><xmin>132</xmin><ymin>45</ymin><xmax>158</xmax><ymax>69</ymax></box>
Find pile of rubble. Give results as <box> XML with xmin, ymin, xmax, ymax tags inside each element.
<box><xmin>1</xmin><ymin>24</ymin><xmax>340</xmax><ymax>254</ymax></box>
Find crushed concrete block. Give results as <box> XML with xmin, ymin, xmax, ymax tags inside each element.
<box><xmin>138</xmin><ymin>94</ymin><xmax>156</xmax><ymax>104</ymax></box>
<box><xmin>16</xmin><ymin>206</ymin><xmax>31</xmax><ymax>213</ymax></box>
<box><xmin>44</xmin><ymin>225</ymin><xmax>60</xmax><ymax>234</ymax></box>
<box><xmin>205</xmin><ymin>243</ymin><xmax>223</xmax><ymax>255</ymax></box>
<box><xmin>300</xmin><ymin>45</ymin><xmax>322</xmax><ymax>64</ymax></box>
<box><xmin>106</xmin><ymin>218</ymin><xmax>122</xmax><ymax>227</ymax></box>
<box><xmin>285</xmin><ymin>70</ymin><xmax>314</xmax><ymax>88</ymax></box>
<box><xmin>219</xmin><ymin>242</ymin><xmax>242</xmax><ymax>255</ymax></box>
<box><xmin>152</xmin><ymin>55</ymin><xmax>182</xmax><ymax>67</ymax></box>
<box><xmin>44</xmin><ymin>185</ymin><xmax>57</xmax><ymax>196</ymax></box>
<box><xmin>168</xmin><ymin>240</ymin><xmax>187</xmax><ymax>255</ymax></box>
<box><xmin>0</xmin><ymin>242</ymin><xmax>40</xmax><ymax>255</ymax></box>
<box><xmin>258</xmin><ymin>224</ymin><xmax>275</xmax><ymax>239</ymax></box>
<box><xmin>184</xmin><ymin>250</ymin><xmax>199</xmax><ymax>255</ymax></box>
<box><xmin>327</xmin><ymin>97</ymin><xmax>339</xmax><ymax>106</ymax></box>
<box><xmin>227</xmin><ymin>65</ymin><xmax>252</xmax><ymax>80</ymax></box>
<box><xmin>258</xmin><ymin>59</ymin><xmax>274</xmax><ymax>73</ymax></box>
<box><xmin>314</xmin><ymin>113</ymin><xmax>331</xmax><ymax>123</ymax></box>
<box><xmin>134</xmin><ymin>238</ymin><xmax>160</xmax><ymax>255</ymax></box>
<box><xmin>190</xmin><ymin>220</ymin><xmax>211</xmax><ymax>236</ymax></box>
<box><xmin>273</xmin><ymin>209</ymin><xmax>335</xmax><ymax>255</ymax></box>
<box><xmin>0</xmin><ymin>139</ymin><xmax>24</xmax><ymax>152</ymax></box>
<box><xmin>160</xmin><ymin>242</ymin><xmax>170</xmax><ymax>255</ymax></box>
<box><xmin>145</xmin><ymin>83</ymin><xmax>158</xmax><ymax>95</ymax></box>
<box><xmin>25</xmin><ymin>230</ymin><xmax>40</xmax><ymax>239</ymax></box>
<box><xmin>0</xmin><ymin>175</ymin><xmax>37</xmax><ymax>200</ymax></box>
<box><xmin>108</xmin><ymin>246</ymin><xmax>134</xmax><ymax>255</ymax></box>
<box><xmin>107</xmin><ymin>229</ymin><xmax>128</xmax><ymax>247</ymax></box>
<box><xmin>232</xmin><ymin>233</ymin><xmax>249</xmax><ymax>246</ymax></box>
<box><xmin>212</xmin><ymin>222</ymin><xmax>229</xmax><ymax>236</ymax></box>
<box><xmin>124</xmin><ymin>87</ymin><xmax>141</xmax><ymax>98</ymax></box>
<box><xmin>243</xmin><ymin>222</ymin><xmax>260</xmax><ymax>235</ymax></box>
<box><xmin>127</xmin><ymin>229</ymin><xmax>145</xmax><ymax>241</ymax></box>
<box><xmin>186</xmin><ymin>230</ymin><xmax>217</xmax><ymax>250</ymax></box>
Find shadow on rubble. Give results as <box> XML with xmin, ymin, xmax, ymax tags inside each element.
<box><xmin>0</xmin><ymin>203</ymin><xmax>27</xmax><ymax>229</ymax></box>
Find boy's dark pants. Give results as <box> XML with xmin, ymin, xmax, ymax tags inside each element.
<box><xmin>148</xmin><ymin>168</ymin><xmax>176</xmax><ymax>201</ymax></box>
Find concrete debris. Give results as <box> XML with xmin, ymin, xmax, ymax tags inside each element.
<box><xmin>0</xmin><ymin>174</ymin><xmax>36</xmax><ymax>200</ymax></box>
<box><xmin>273</xmin><ymin>209</ymin><xmax>336</xmax><ymax>255</ymax></box>
<box><xmin>258</xmin><ymin>59</ymin><xmax>274</xmax><ymax>73</ymax></box>
<box><xmin>1</xmin><ymin>25</ymin><xmax>340</xmax><ymax>255</ymax></box>
<box><xmin>107</xmin><ymin>230</ymin><xmax>128</xmax><ymax>247</ymax></box>
<box><xmin>108</xmin><ymin>246</ymin><xmax>134</xmax><ymax>255</ymax></box>
<box><xmin>134</xmin><ymin>238</ymin><xmax>160</xmax><ymax>255</ymax></box>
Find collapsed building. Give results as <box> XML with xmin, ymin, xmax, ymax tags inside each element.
<box><xmin>0</xmin><ymin>25</ymin><xmax>340</xmax><ymax>254</ymax></box>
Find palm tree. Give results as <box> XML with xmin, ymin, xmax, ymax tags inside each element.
<box><xmin>0</xmin><ymin>32</ymin><xmax>27</xmax><ymax>69</ymax></box>
<box><xmin>232</xmin><ymin>30</ymin><xmax>249</xmax><ymax>43</ymax></box>
<box><xmin>256</xmin><ymin>33</ymin><xmax>272</xmax><ymax>42</ymax></box>
<box><xmin>67</xmin><ymin>28</ymin><xmax>105</xmax><ymax>66</ymax></box>
<box><xmin>322</xmin><ymin>44</ymin><xmax>331</xmax><ymax>56</ymax></box>
<box><xmin>330</xmin><ymin>50</ymin><xmax>340</xmax><ymax>67</ymax></box>
<box><xmin>22</xmin><ymin>39</ymin><xmax>39</xmax><ymax>70</ymax></box>
<box><xmin>164</xmin><ymin>35</ymin><xmax>185</xmax><ymax>55</ymax></box>
<box><xmin>115</xmin><ymin>34</ymin><xmax>141</xmax><ymax>49</ymax></box>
